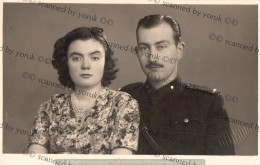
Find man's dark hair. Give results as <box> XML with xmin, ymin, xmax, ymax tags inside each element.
<box><xmin>52</xmin><ymin>27</ymin><xmax>118</xmax><ymax>89</ymax></box>
<box><xmin>136</xmin><ymin>15</ymin><xmax>182</xmax><ymax>45</ymax></box>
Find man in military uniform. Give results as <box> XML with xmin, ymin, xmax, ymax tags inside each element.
<box><xmin>120</xmin><ymin>15</ymin><xmax>235</xmax><ymax>155</ymax></box>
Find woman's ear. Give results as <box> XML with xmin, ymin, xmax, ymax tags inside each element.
<box><xmin>176</xmin><ymin>41</ymin><xmax>185</xmax><ymax>59</ymax></box>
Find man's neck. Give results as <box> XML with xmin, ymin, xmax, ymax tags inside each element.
<box><xmin>148</xmin><ymin>72</ymin><xmax>178</xmax><ymax>90</ymax></box>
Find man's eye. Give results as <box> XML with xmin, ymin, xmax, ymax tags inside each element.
<box><xmin>72</xmin><ymin>57</ymin><xmax>81</xmax><ymax>61</ymax></box>
<box><xmin>157</xmin><ymin>45</ymin><xmax>167</xmax><ymax>50</ymax></box>
<box><xmin>92</xmin><ymin>57</ymin><xmax>100</xmax><ymax>61</ymax></box>
<box><xmin>139</xmin><ymin>47</ymin><xmax>148</xmax><ymax>51</ymax></box>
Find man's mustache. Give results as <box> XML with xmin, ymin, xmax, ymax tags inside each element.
<box><xmin>146</xmin><ymin>62</ymin><xmax>164</xmax><ymax>68</ymax></box>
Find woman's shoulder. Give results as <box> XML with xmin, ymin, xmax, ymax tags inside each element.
<box><xmin>105</xmin><ymin>87</ymin><xmax>138</xmax><ymax>108</ymax></box>
<box><xmin>50</xmin><ymin>93</ymin><xmax>70</xmax><ymax>100</ymax></box>
<box><xmin>105</xmin><ymin>87</ymin><xmax>135</xmax><ymax>101</ymax></box>
<box><xmin>39</xmin><ymin>93</ymin><xmax>71</xmax><ymax>109</ymax></box>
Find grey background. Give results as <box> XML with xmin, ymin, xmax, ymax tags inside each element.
<box><xmin>2</xmin><ymin>3</ymin><xmax>258</xmax><ymax>154</ymax></box>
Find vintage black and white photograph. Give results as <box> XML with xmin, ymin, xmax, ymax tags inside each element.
<box><xmin>0</xmin><ymin>0</ymin><xmax>259</xmax><ymax>164</ymax></box>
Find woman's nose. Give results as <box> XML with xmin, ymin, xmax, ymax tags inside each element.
<box><xmin>81</xmin><ymin>58</ymin><xmax>91</xmax><ymax>70</ymax></box>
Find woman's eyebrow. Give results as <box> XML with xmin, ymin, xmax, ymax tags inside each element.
<box><xmin>69</xmin><ymin>52</ymin><xmax>83</xmax><ymax>57</ymax></box>
<box><xmin>89</xmin><ymin>50</ymin><xmax>101</xmax><ymax>55</ymax></box>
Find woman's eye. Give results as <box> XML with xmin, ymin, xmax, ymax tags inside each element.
<box><xmin>72</xmin><ymin>57</ymin><xmax>81</xmax><ymax>61</ymax></box>
<box><xmin>92</xmin><ymin>57</ymin><xmax>100</xmax><ymax>61</ymax></box>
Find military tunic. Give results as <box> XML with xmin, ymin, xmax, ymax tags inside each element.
<box><xmin>120</xmin><ymin>75</ymin><xmax>235</xmax><ymax>155</ymax></box>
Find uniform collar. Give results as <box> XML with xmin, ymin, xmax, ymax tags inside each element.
<box><xmin>143</xmin><ymin>75</ymin><xmax>184</xmax><ymax>98</ymax></box>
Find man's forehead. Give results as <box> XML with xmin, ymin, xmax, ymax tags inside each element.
<box><xmin>137</xmin><ymin>22</ymin><xmax>175</xmax><ymax>44</ymax></box>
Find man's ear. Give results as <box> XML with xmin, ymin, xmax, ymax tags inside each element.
<box><xmin>176</xmin><ymin>41</ymin><xmax>185</xmax><ymax>59</ymax></box>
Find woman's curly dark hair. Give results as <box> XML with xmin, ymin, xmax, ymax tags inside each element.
<box><xmin>52</xmin><ymin>27</ymin><xmax>118</xmax><ymax>89</ymax></box>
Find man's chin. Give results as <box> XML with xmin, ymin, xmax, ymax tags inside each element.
<box><xmin>146</xmin><ymin>72</ymin><xmax>161</xmax><ymax>80</ymax></box>
<box><xmin>148</xmin><ymin>78</ymin><xmax>162</xmax><ymax>82</ymax></box>
<box><xmin>146</xmin><ymin>75</ymin><xmax>162</xmax><ymax>82</ymax></box>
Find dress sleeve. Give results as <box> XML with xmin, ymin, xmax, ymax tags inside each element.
<box><xmin>27</xmin><ymin>98</ymin><xmax>52</xmax><ymax>151</ymax></box>
<box><xmin>110</xmin><ymin>93</ymin><xmax>140</xmax><ymax>153</ymax></box>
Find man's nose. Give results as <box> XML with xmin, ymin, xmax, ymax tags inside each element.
<box><xmin>148</xmin><ymin>48</ymin><xmax>159</xmax><ymax>62</ymax></box>
<box><xmin>81</xmin><ymin>58</ymin><xmax>91</xmax><ymax>69</ymax></box>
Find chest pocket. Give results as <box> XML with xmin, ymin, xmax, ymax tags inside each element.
<box><xmin>185</xmin><ymin>113</ymin><xmax>205</xmax><ymax>133</ymax></box>
<box><xmin>169</xmin><ymin>109</ymin><xmax>206</xmax><ymax>138</ymax></box>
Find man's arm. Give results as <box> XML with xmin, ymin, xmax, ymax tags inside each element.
<box><xmin>206</xmin><ymin>94</ymin><xmax>235</xmax><ymax>155</ymax></box>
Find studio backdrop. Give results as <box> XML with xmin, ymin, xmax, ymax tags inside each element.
<box><xmin>2</xmin><ymin>3</ymin><xmax>258</xmax><ymax>155</ymax></box>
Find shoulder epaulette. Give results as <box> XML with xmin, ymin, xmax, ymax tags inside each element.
<box><xmin>118</xmin><ymin>82</ymin><xmax>144</xmax><ymax>91</ymax></box>
<box><xmin>183</xmin><ymin>83</ymin><xmax>220</xmax><ymax>96</ymax></box>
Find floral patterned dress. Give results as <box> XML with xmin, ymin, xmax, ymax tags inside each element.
<box><xmin>28</xmin><ymin>87</ymin><xmax>140</xmax><ymax>154</ymax></box>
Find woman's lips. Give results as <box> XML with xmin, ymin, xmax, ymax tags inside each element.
<box><xmin>80</xmin><ymin>74</ymin><xmax>93</xmax><ymax>78</ymax></box>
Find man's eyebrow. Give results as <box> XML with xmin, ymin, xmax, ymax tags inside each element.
<box><xmin>138</xmin><ymin>40</ymin><xmax>170</xmax><ymax>46</ymax></box>
<box><xmin>138</xmin><ymin>42</ymin><xmax>149</xmax><ymax>46</ymax></box>
<box><xmin>155</xmin><ymin>40</ymin><xmax>170</xmax><ymax>45</ymax></box>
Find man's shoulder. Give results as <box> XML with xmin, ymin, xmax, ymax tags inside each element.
<box><xmin>119</xmin><ymin>82</ymin><xmax>144</xmax><ymax>92</ymax></box>
<box><xmin>182</xmin><ymin>82</ymin><xmax>221</xmax><ymax>97</ymax></box>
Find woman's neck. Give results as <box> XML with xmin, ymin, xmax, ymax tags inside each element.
<box><xmin>74</xmin><ymin>83</ymin><xmax>103</xmax><ymax>103</ymax></box>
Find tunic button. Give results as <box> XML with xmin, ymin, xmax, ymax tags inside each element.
<box><xmin>170</xmin><ymin>86</ymin><xmax>174</xmax><ymax>90</ymax></box>
<box><xmin>184</xmin><ymin>118</ymin><xmax>189</xmax><ymax>123</ymax></box>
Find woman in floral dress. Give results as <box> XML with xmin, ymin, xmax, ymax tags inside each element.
<box><xmin>27</xmin><ymin>27</ymin><xmax>140</xmax><ymax>154</ymax></box>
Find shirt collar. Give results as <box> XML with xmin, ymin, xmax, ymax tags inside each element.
<box><xmin>143</xmin><ymin>75</ymin><xmax>184</xmax><ymax>97</ymax></box>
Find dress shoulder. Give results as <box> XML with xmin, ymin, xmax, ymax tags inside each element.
<box><xmin>119</xmin><ymin>82</ymin><xmax>144</xmax><ymax>91</ymax></box>
<box><xmin>107</xmin><ymin>88</ymin><xmax>136</xmax><ymax>101</ymax></box>
<box><xmin>183</xmin><ymin>82</ymin><xmax>221</xmax><ymax>96</ymax></box>
<box><xmin>50</xmin><ymin>93</ymin><xmax>69</xmax><ymax>100</ymax></box>
<box><xmin>38</xmin><ymin>93</ymin><xmax>70</xmax><ymax>113</ymax></box>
